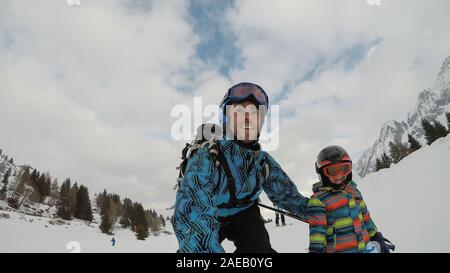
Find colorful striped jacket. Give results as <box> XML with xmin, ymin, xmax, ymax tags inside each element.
<box><xmin>307</xmin><ymin>181</ymin><xmax>378</xmax><ymax>253</ymax></box>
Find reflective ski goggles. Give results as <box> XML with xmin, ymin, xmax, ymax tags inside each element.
<box><xmin>220</xmin><ymin>82</ymin><xmax>269</xmax><ymax>107</ymax></box>
<box><xmin>322</xmin><ymin>162</ymin><xmax>352</xmax><ymax>180</ymax></box>
<box><xmin>316</xmin><ymin>154</ymin><xmax>351</xmax><ymax>169</ymax></box>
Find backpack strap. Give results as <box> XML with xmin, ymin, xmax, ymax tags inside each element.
<box><xmin>216</xmin><ymin>147</ymin><xmax>269</xmax><ymax>209</ymax></box>
<box><xmin>212</xmin><ymin>142</ymin><xmax>237</xmax><ymax>206</ymax></box>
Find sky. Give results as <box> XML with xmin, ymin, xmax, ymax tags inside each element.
<box><xmin>1</xmin><ymin>0</ymin><xmax>450</xmax><ymax>213</ymax></box>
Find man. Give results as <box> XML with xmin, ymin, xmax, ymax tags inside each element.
<box><xmin>172</xmin><ymin>82</ymin><xmax>308</xmax><ymax>253</ymax></box>
<box><xmin>274</xmin><ymin>203</ymin><xmax>286</xmax><ymax>227</ymax></box>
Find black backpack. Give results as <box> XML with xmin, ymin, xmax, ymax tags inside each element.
<box><xmin>175</xmin><ymin>123</ymin><xmax>270</xmax><ymax>209</ymax></box>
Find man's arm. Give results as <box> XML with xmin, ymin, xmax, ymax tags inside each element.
<box><xmin>172</xmin><ymin>148</ymin><xmax>224</xmax><ymax>253</ymax></box>
<box><xmin>262</xmin><ymin>154</ymin><xmax>309</xmax><ymax>220</ymax></box>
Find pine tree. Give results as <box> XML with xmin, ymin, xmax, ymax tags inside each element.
<box><xmin>108</xmin><ymin>194</ymin><xmax>122</xmax><ymax>221</ymax></box>
<box><xmin>159</xmin><ymin>215</ymin><xmax>166</xmax><ymax>228</ymax></box>
<box><xmin>43</xmin><ymin>173</ymin><xmax>52</xmax><ymax>199</ymax></box>
<box><xmin>381</xmin><ymin>152</ymin><xmax>392</xmax><ymax>169</ymax></box>
<box><xmin>16</xmin><ymin>168</ymin><xmax>30</xmax><ymax>195</ymax></box>
<box><xmin>446</xmin><ymin>112</ymin><xmax>450</xmax><ymax>133</ymax></box>
<box><xmin>136</xmin><ymin>223</ymin><xmax>149</xmax><ymax>240</ymax></box>
<box><xmin>74</xmin><ymin>185</ymin><xmax>93</xmax><ymax>222</ymax></box>
<box><xmin>120</xmin><ymin>198</ymin><xmax>133</xmax><ymax>228</ymax></box>
<box><xmin>137</xmin><ymin>209</ymin><xmax>149</xmax><ymax>240</ymax></box>
<box><xmin>98</xmin><ymin>193</ymin><xmax>121</xmax><ymax>232</ymax></box>
<box><xmin>422</xmin><ymin>118</ymin><xmax>436</xmax><ymax>145</ymax></box>
<box><xmin>48</xmin><ymin>179</ymin><xmax>59</xmax><ymax>207</ymax></box>
<box><xmin>28</xmin><ymin>169</ymin><xmax>38</xmax><ymax>202</ymax></box>
<box><xmin>129</xmin><ymin>202</ymin><xmax>139</xmax><ymax>230</ymax></box>
<box><xmin>28</xmin><ymin>169</ymin><xmax>43</xmax><ymax>203</ymax></box>
<box><xmin>0</xmin><ymin>168</ymin><xmax>11</xmax><ymax>200</ymax></box>
<box><xmin>35</xmin><ymin>172</ymin><xmax>51</xmax><ymax>203</ymax></box>
<box><xmin>146</xmin><ymin>209</ymin><xmax>161</xmax><ymax>233</ymax></box>
<box><xmin>96</xmin><ymin>189</ymin><xmax>108</xmax><ymax>211</ymax></box>
<box><xmin>30</xmin><ymin>169</ymin><xmax>39</xmax><ymax>185</ymax></box>
<box><xmin>99</xmin><ymin>213</ymin><xmax>113</xmax><ymax>234</ymax></box>
<box><xmin>83</xmin><ymin>186</ymin><xmax>93</xmax><ymax>221</ymax></box>
<box><xmin>375</xmin><ymin>158</ymin><xmax>383</xmax><ymax>172</ymax></box>
<box><xmin>433</xmin><ymin>120</ymin><xmax>448</xmax><ymax>139</ymax></box>
<box><xmin>131</xmin><ymin>203</ymin><xmax>149</xmax><ymax>240</ymax></box>
<box><xmin>69</xmin><ymin>182</ymin><xmax>79</xmax><ymax>216</ymax></box>
<box><xmin>389</xmin><ymin>142</ymin><xmax>399</xmax><ymax>164</ymax></box>
<box><xmin>408</xmin><ymin>133</ymin><xmax>422</xmax><ymax>153</ymax></box>
<box><xmin>57</xmin><ymin>178</ymin><xmax>72</xmax><ymax>220</ymax></box>
<box><xmin>389</xmin><ymin>141</ymin><xmax>410</xmax><ymax>164</ymax></box>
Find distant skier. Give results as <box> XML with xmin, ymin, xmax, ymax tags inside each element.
<box><xmin>273</xmin><ymin>204</ymin><xmax>285</xmax><ymax>227</ymax></box>
<box><xmin>307</xmin><ymin>145</ymin><xmax>391</xmax><ymax>253</ymax></box>
<box><xmin>111</xmin><ymin>237</ymin><xmax>116</xmax><ymax>247</ymax></box>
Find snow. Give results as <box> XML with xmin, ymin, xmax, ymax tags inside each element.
<box><xmin>0</xmin><ymin>207</ymin><xmax>179</xmax><ymax>253</ymax></box>
<box><xmin>0</xmin><ymin>201</ymin><xmax>308</xmax><ymax>253</ymax></box>
<box><xmin>356</xmin><ymin>135</ymin><xmax>450</xmax><ymax>252</ymax></box>
<box><xmin>2</xmin><ymin>135</ymin><xmax>450</xmax><ymax>252</ymax></box>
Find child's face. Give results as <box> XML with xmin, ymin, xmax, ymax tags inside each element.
<box><xmin>329</xmin><ymin>174</ymin><xmax>347</xmax><ymax>184</ymax></box>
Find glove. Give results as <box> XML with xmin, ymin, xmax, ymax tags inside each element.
<box><xmin>370</xmin><ymin>232</ymin><xmax>390</xmax><ymax>253</ymax></box>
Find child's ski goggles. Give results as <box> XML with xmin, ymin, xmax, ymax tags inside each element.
<box><xmin>322</xmin><ymin>162</ymin><xmax>352</xmax><ymax>180</ymax></box>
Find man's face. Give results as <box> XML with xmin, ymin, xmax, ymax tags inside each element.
<box><xmin>226</xmin><ymin>100</ymin><xmax>263</xmax><ymax>143</ymax></box>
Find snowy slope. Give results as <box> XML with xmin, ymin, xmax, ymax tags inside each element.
<box><xmin>271</xmin><ymin>135</ymin><xmax>450</xmax><ymax>253</ymax></box>
<box><xmin>2</xmin><ymin>136</ymin><xmax>449</xmax><ymax>252</ymax></box>
<box><xmin>0</xmin><ymin>202</ymin><xmax>179</xmax><ymax>253</ymax></box>
<box><xmin>0</xmin><ymin>199</ymin><xmax>308</xmax><ymax>253</ymax></box>
<box><xmin>1</xmin><ymin>148</ymin><xmax>179</xmax><ymax>253</ymax></box>
<box><xmin>356</xmin><ymin>56</ymin><xmax>450</xmax><ymax>178</ymax></box>
<box><xmin>356</xmin><ymin>134</ymin><xmax>450</xmax><ymax>252</ymax></box>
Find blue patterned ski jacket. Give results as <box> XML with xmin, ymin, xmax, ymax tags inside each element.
<box><xmin>172</xmin><ymin>139</ymin><xmax>308</xmax><ymax>253</ymax></box>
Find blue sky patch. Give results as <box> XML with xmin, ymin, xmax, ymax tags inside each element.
<box><xmin>337</xmin><ymin>38</ymin><xmax>383</xmax><ymax>71</ymax></box>
<box><xmin>187</xmin><ymin>0</ymin><xmax>243</xmax><ymax>77</ymax></box>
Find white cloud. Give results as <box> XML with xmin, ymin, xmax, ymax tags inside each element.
<box><xmin>0</xmin><ymin>0</ymin><xmax>199</xmax><ymax>211</ymax></box>
<box><xmin>1</xmin><ymin>0</ymin><xmax>450</xmax><ymax>212</ymax></box>
<box><xmin>226</xmin><ymin>0</ymin><xmax>450</xmax><ymax>192</ymax></box>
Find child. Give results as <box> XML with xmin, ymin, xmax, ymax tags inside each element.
<box><xmin>307</xmin><ymin>145</ymin><xmax>389</xmax><ymax>253</ymax></box>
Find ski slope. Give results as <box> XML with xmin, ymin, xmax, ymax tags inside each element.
<box><xmin>0</xmin><ymin>203</ymin><xmax>306</xmax><ymax>253</ymax></box>
<box><xmin>357</xmin><ymin>135</ymin><xmax>450</xmax><ymax>252</ymax></box>
<box><xmin>0</xmin><ymin>206</ymin><xmax>178</xmax><ymax>253</ymax></box>
<box><xmin>1</xmin><ymin>135</ymin><xmax>449</xmax><ymax>252</ymax></box>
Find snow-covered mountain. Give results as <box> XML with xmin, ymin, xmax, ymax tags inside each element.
<box><xmin>355</xmin><ymin>56</ymin><xmax>450</xmax><ymax>178</ymax></box>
